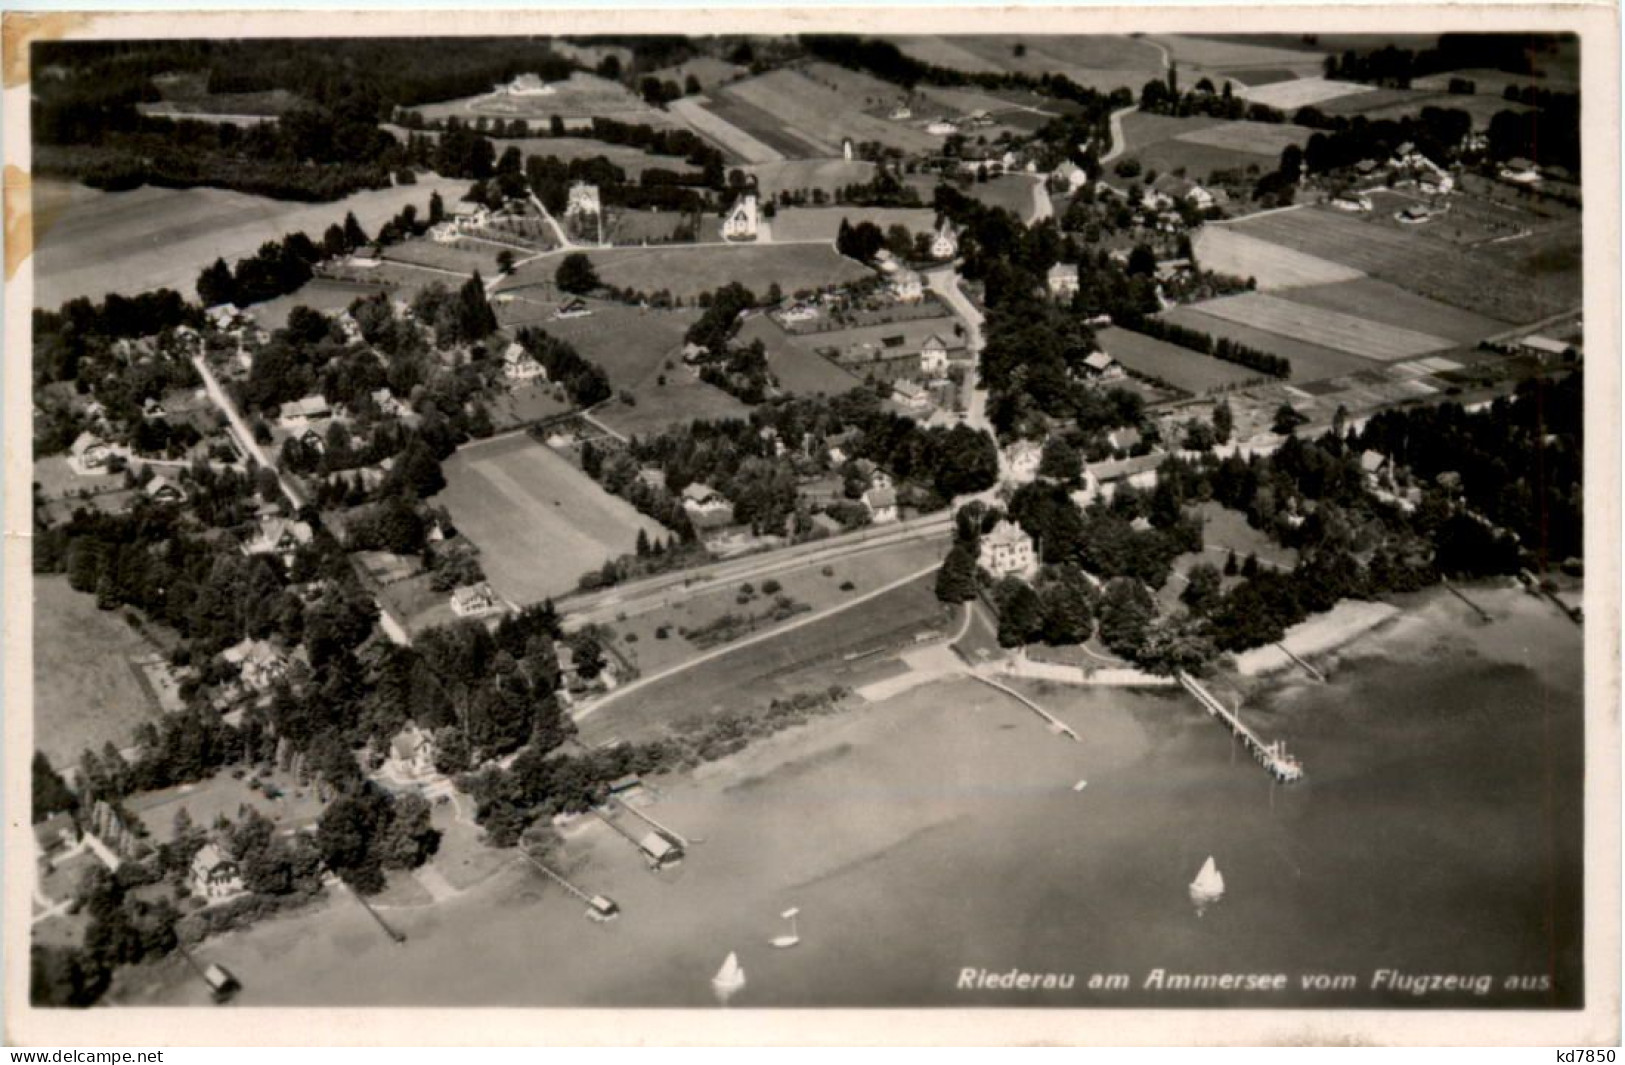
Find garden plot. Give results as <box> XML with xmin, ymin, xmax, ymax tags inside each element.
<box><xmin>1186</xmin><ymin>292</ymin><xmax>1457</xmax><ymax>362</ymax></box>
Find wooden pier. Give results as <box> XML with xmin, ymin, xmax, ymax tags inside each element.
<box><xmin>1440</xmin><ymin>578</ymin><xmax>1492</xmax><ymax>622</ymax></box>
<box><xmin>968</xmin><ymin>672</ymin><xmax>1079</xmax><ymax>741</ymax></box>
<box><xmin>519</xmin><ymin>847</ymin><xmax>620</xmax><ymax>920</ymax></box>
<box><xmin>1178</xmin><ymin>672</ymin><xmax>1303</xmax><ymax>783</ymax></box>
<box><xmin>1275</xmin><ymin>642</ymin><xmax>1326</xmax><ymax>682</ymax></box>
<box><xmin>615</xmin><ymin>797</ymin><xmax>694</xmax><ymax>848</ymax></box>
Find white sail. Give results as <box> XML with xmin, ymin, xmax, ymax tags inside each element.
<box><xmin>1189</xmin><ymin>856</ymin><xmax>1225</xmax><ymax>900</ymax></box>
<box><xmin>713</xmin><ymin>951</ymin><xmax>746</xmax><ymax>990</ymax></box>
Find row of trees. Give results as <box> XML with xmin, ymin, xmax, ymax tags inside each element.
<box><xmin>1116</xmin><ymin>311</ymin><xmax>1292</xmax><ymax>379</ymax></box>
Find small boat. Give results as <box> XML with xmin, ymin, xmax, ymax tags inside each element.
<box><xmin>1189</xmin><ymin>855</ymin><xmax>1225</xmax><ymax>915</ymax></box>
<box><xmin>771</xmin><ymin>907</ymin><xmax>801</xmax><ymax>949</ymax></box>
<box><xmin>1072</xmin><ymin>780</ymin><xmax>1088</xmax><ymax>792</ymax></box>
<box><xmin>712</xmin><ymin>951</ymin><xmax>747</xmax><ymax>998</ymax></box>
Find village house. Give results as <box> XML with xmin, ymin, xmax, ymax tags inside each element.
<box><xmin>1331</xmin><ymin>192</ymin><xmax>1372</xmax><ymax>212</ymax></box>
<box><xmin>1005</xmin><ymin>439</ymin><xmax>1043</xmax><ymax>483</ymax></box>
<box><xmin>450</xmin><ymin>582</ymin><xmax>503</xmax><ymax>618</ymax></box>
<box><xmin>1516</xmin><ymin>334</ymin><xmax>1575</xmax><ymax>362</ymax></box>
<box><xmin>681</xmin><ymin>482</ymin><xmax>734</xmax><ymax>523</ymax></box>
<box><xmin>776</xmin><ymin>300</ymin><xmax>820</xmax><ymax>324</ymax></box>
<box><xmin>1108</xmin><ymin>426</ymin><xmax>1143</xmax><ymax>453</ymax></box>
<box><xmin>978</xmin><ymin>519</ymin><xmax>1038</xmax><ymax>579</ymax></box>
<box><xmin>387</xmin><ymin>724</ymin><xmax>439</xmax><ymax>781</ymax></box>
<box><xmin>145</xmin><ymin>474</ymin><xmax>188</xmax><ymax>505</ymax></box>
<box><xmin>890</xmin><ymin>268</ymin><xmax>924</xmax><ymax>303</ymax></box>
<box><xmin>142</xmin><ymin>396</ymin><xmax>169</xmax><ymax>420</ymax></box>
<box><xmin>429</xmin><ymin>221</ymin><xmax>461</xmax><ymax>244</ymax></box>
<box><xmin>1081</xmin><ymin>350</ymin><xmax>1123</xmax><ymax>380</ymax></box>
<box><xmin>277</xmin><ymin>394</ymin><xmax>331</xmax><ymax>430</ymax></box>
<box><xmin>502</xmin><ymin>342</ymin><xmax>548</xmax><ymax>383</ymax></box>
<box><xmin>1359</xmin><ymin>449</ymin><xmax>1389</xmax><ymax>482</ymax></box>
<box><xmin>554</xmin><ymin>296</ymin><xmax>592</xmax><ymax>320</ymax></box>
<box><xmin>891</xmin><ymin>378</ymin><xmax>933</xmax><ymax>414</ymax></box>
<box><xmin>69</xmin><ymin>431</ymin><xmax>112</xmax><ymax>475</ymax></box>
<box><xmin>221</xmin><ymin>637</ymin><xmax>291</xmax><ymax>692</ymax></box>
<box><xmin>919</xmin><ymin>333</ymin><xmax>955</xmax><ymax>377</ymax></box>
<box><xmin>1047</xmin><ymin>263</ymin><xmax>1080</xmax><ymax>299</ymax></box>
<box><xmin>1052</xmin><ymin>161</ymin><xmax>1088</xmax><ymax>193</ymax></box>
<box><xmin>1499</xmin><ymin>157</ymin><xmax>1542</xmax><ymax>185</ymax></box>
<box><xmin>242</xmin><ymin>516</ymin><xmax>314</xmax><ymax>560</ymax></box>
<box><xmin>450</xmin><ymin>202</ymin><xmax>491</xmax><ymax>228</ymax></box>
<box><xmin>190</xmin><ymin>843</ymin><xmax>245</xmax><ymax>901</ymax></box>
<box><xmin>862</xmin><ymin>485</ymin><xmax>899</xmax><ymax>524</ymax></box>
<box><xmin>833</xmin><ymin>340</ymin><xmax>920</xmax><ymax>384</ymax></box>
<box><xmin>930</xmin><ymin>221</ymin><xmax>959</xmax><ymax>260</ymax></box>
<box><xmin>350</xmin><ymin>245</ymin><xmax>382</xmax><ymax>268</ymax></box>
<box><xmin>506</xmin><ymin>73</ymin><xmax>556</xmax><ymax>96</ymax></box>
<box><xmin>1088</xmin><ymin>451</ymin><xmax>1164</xmax><ymax>493</ymax></box>
<box><xmin>723</xmin><ymin>195</ymin><xmax>759</xmax><ymax>241</ymax></box>
<box><xmin>926</xmin><ymin>118</ymin><xmax>958</xmax><ymax>136</ymax></box>
<box><xmin>205</xmin><ymin>304</ymin><xmax>241</xmax><ymax>331</ymax></box>
<box><xmin>889</xmin><ymin>102</ymin><xmax>913</xmax><ymax>121</ymax></box>
<box><xmin>636</xmin><ymin>466</ymin><xmax>667</xmax><ymax>492</ymax></box>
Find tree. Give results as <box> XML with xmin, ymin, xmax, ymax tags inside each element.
<box><xmin>994</xmin><ymin>577</ymin><xmax>1044</xmax><ymax>647</ymax></box>
<box><xmin>556</xmin><ymin>253</ymin><xmax>601</xmax><ymax>296</ymax></box>
<box><xmin>33</xmin><ymin>751</ymin><xmax>77</xmax><ymax>822</ymax></box>
<box><xmin>497</xmin><ymin>249</ymin><xmax>515</xmax><ymax>275</ymax></box>
<box><xmin>1038</xmin><ymin>437</ymin><xmax>1082</xmax><ymax>484</ymax></box>
<box><xmin>684</xmin><ymin>74</ymin><xmax>702</xmax><ymax>95</ymax></box>
<box><xmin>1180</xmin><ymin>562</ymin><xmax>1223</xmax><ymax>614</ymax></box>
<box><xmin>1098</xmin><ymin>577</ymin><xmax>1156</xmax><ymax>658</ymax></box>
<box><xmin>1212</xmin><ymin>399</ymin><xmax>1234</xmax><ymax>444</ymax></box>
<box><xmin>935</xmin><ymin>542</ymin><xmax>980</xmax><ymax>603</ymax></box>
<box><xmin>456</xmin><ymin>274</ymin><xmax>498</xmax><ymax>340</ymax></box>
<box><xmin>196</xmin><ymin>258</ymin><xmax>236</xmax><ymax>307</ymax></box>
<box><xmin>342</xmin><ymin>212</ymin><xmax>369</xmax><ymax>250</ymax></box>
<box><xmin>1273</xmin><ymin>403</ymin><xmax>1309</xmax><ymax>436</ymax></box>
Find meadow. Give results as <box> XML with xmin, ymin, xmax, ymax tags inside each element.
<box><xmin>737</xmin><ymin>315</ymin><xmax>864</xmax><ymax>397</ymax></box>
<box><xmin>417</xmin><ymin>73</ymin><xmax>677</xmax><ymax>127</ymax></box>
<box><xmin>1095</xmin><ymin>326</ymin><xmax>1266</xmax><ymax>393</ymax></box>
<box><xmin>434</xmin><ymin>434</ymin><xmax>669</xmax><ymax>604</ymax></box>
<box><xmin>1193</xmin><ymin>224</ymin><xmax>1364</xmax><ymax>289</ymax></box>
<box><xmin>1157</xmin><ymin>305</ymin><xmax>1383</xmax><ymax>383</ymax></box>
<box><xmin>1186</xmin><ymin>292</ymin><xmax>1458</xmax><ymax>362</ymax></box>
<box><xmin>667</xmin><ymin>96</ymin><xmax>785</xmax><ymax>164</ymax></box>
<box><xmin>1237</xmin><ymin>76</ymin><xmax>1377</xmax><ymax>110</ymax></box>
<box><xmin>716</xmin><ymin>70</ymin><xmax>943</xmax><ymax>156</ymax></box>
<box><xmin>384</xmin><ymin>238</ymin><xmax>507</xmax><ymax>277</ymax></box>
<box><xmin>33</xmin><ymin>575</ymin><xmax>162</xmax><ymax>768</ymax></box>
<box><xmin>1276</xmin><ymin>278</ymin><xmax>1510</xmax><ymax>342</ymax></box>
<box><xmin>32</xmin><ymin>175</ymin><xmax>467</xmax><ymax>308</ymax></box>
<box><xmin>769</xmin><ymin>206</ymin><xmax>938</xmax><ymax>243</ymax></box>
<box><xmin>1229</xmin><ymin>206</ymin><xmax>1577</xmax><ymax>323</ymax></box>
<box><xmin>1173</xmin><ymin>120</ymin><xmax>1310</xmax><ymax>157</ymax></box>
<box><xmin>559</xmin><ymin>244</ymin><xmax>872</xmax><ymax>300</ymax></box>
<box><xmin>883</xmin><ymin>35</ymin><xmax>1166</xmax><ymax>90</ymax></box>
<box><xmin>247</xmin><ymin>277</ymin><xmax>390</xmax><ymax>330</ymax></box>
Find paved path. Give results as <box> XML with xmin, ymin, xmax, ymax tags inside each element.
<box><xmin>191</xmin><ymin>352</ymin><xmax>307</xmax><ymax>509</ymax></box>
<box><xmin>1101</xmin><ymin>104</ymin><xmax>1139</xmax><ymax>164</ymax></box>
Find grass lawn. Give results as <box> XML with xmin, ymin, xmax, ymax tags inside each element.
<box><xmin>563</xmin><ymin>244</ymin><xmax>871</xmax><ymax>301</ymax></box>
<box><xmin>1187</xmin><ymin>292</ymin><xmax>1457</xmax><ymax>362</ymax></box>
<box><xmin>33</xmin><ymin>575</ymin><xmax>164</xmax><ymax>769</ymax></box>
<box><xmin>1096</xmin><ymin>326</ymin><xmax>1267</xmax><ymax>394</ymax></box>
<box><xmin>769</xmin><ymin>206</ymin><xmax>937</xmax><ymax>243</ymax></box>
<box><xmin>748</xmin><ymin>159</ymin><xmax>878</xmax><ymax>198</ymax></box>
<box><xmin>248</xmin><ymin>278</ymin><xmax>391</xmax><ymax>331</ymax></box>
<box><xmin>718</xmin><ymin>69</ymin><xmax>942</xmax><ymax>156</ymax></box>
<box><xmin>417</xmin><ymin>72</ymin><xmax>676</xmax><ymax>126</ymax></box>
<box><xmin>434</xmin><ymin>434</ymin><xmax>670</xmax><ymax>605</ymax></box>
<box><xmin>384</xmin><ymin>238</ymin><xmax>506</xmax><ymax>277</ymax></box>
<box><xmin>123</xmin><ymin>766</ymin><xmax>329</xmax><ymax>841</ymax></box>
<box><xmin>485</xmin><ymin>382</ymin><xmax>573</xmax><ymax>430</ymax></box>
<box><xmin>1174</xmin><ymin>120</ymin><xmax>1311</xmax><ymax>158</ymax></box>
<box><xmin>602</xmin><ymin>536</ymin><xmax>949</xmax><ymax>678</ymax></box>
<box><xmin>1193</xmin><ymin>223</ymin><xmax>1365</xmax><ymax>290</ymax></box>
<box><xmin>578</xmin><ymin>572</ymin><xmax>953</xmax><ymax>746</ymax></box>
<box><xmin>958</xmin><ymin>175</ymin><xmax>1043</xmax><ymax>221</ymax></box>
<box><xmin>737</xmin><ymin>315</ymin><xmax>864</xmax><ymax>397</ymax></box>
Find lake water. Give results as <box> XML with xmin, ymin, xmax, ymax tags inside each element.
<box><xmin>128</xmin><ymin>585</ymin><xmax>1584</xmax><ymax>1010</ymax></box>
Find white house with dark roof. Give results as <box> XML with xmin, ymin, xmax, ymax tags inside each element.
<box><xmin>387</xmin><ymin>724</ymin><xmax>439</xmax><ymax>781</ymax></box>
<box><xmin>890</xmin><ymin>268</ymin><xmax>924</xmax><ymax>303</ymax></box>
<box><xmin>507</xmin><ymin>73</ymin><xmax>556</xmax><ymax>96</ymax></box>
<box><xmin>450</xmin><ymin>582</ymin><xmax>502</xmax><ymax>618</ymax></box>
<box><xmin>1047</xmin><ymin>263</ymin><xmax>1080</xmax><ymax>299</ymax></box>
<box><xmin>242</xmin><ymin>516</ymin><xmax>314</xmax><ymax>560</ymax></box>
<box><xmin>69</xmin><ymin>431</ymin><xmax>113</xmax><ymax>475</ymax></box>
<box><xmin>862</xmin><ymin>485</ymin><xmax>899</xmax><ymax>524</ymax></box>
<box><xmin>277</xmin><ymin>394</ymin><xmax>331</xmax><ymax>430</ymax></box>
<box><xmin>723</xmin><ymin>195</ymin><xmax>759</xmax><ymax>240</ymax></box>
<box><xmin>681</xmin><ymin>482</ymin><xmax>731</xmax><ymax>518</ymax></box>
<box><xmin>190</xmin><ymin>843</ymin><xmax>245</xmax><ymax>900</ymax></box>
<box><xmin>221</xmin><ymin>638</ymin><xmax>289</xmax><ymax>692</ymax></box>
<box><xmin>930</xmin><ymin>220</ymin><xmax>959</xmax><ymax>260</ymax></box>
<box><xmin>502</xmin><ymin>342</ymin><xmax>547</xmax><ymax>383</ymax></box>
<box><xmin>978</xmin><ymin>519</ymin><xmax>1037</xmax><ymax>579</ymax></box>
<box><xmin>1005</xmin><ymin>439</ymin><xmax>1044</xmax><ymax>483</ymax></box>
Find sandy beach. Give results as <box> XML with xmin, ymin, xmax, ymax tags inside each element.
<box><xmin>119</xmin><ymin>582</ymin><xmax>1583</xmax><ymax>1009</ymax></box>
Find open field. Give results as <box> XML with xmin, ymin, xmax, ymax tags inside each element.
<box><xmin>33</xmin><ymin>575</ymin><xmax>162</xmax><ymax>768</ymax></box>
<box><xmin>768</xmin><ymin>206</ymin><xmax>937</xmax><ymax>243</ymax></box>
<box><xmin>435</xmin><ymin>434</ymin><xmax>669</xmax><ymax>605</ymax></box>
<box><xmin>1229</xmin><ymin>206</ymin><xmax>1579</xmax><ymax>323</ymax></box>
<box><xmin>486</xmin><ymin>382</ymin><xmax>573</xmax><ymax>430</ymax></box>
<box><xmin>667</xmin><ymin>96</ymin><xmax>784</xmax><ymax>164</ymax></box>
<box><xmin>32</xmin><ymin>175</ymin><xmax>467</xmax><ymax>308</ymax></box>
<box><xmin>646</xmin><ymin>55</ymin><xmax>749</xmax><ymax>93</ymax></box>
<box><xmin>1319</xmin><ymin>88</ymin><xmax>1533</xmax><ymax>128</ymax></box>
<box><xmin>884</xmin><ymin>35</ymin><xmax>1165</xmax><ymax>91</ymax></box>
<box><xmin>1117</xmin><ymin>112</ymin><xmax>1260</xmax><ymax>179</ymax></box>
<box><xmin>718</xmin><ymin>70</ymin><xmax>943</xmax><ymax>156</ymax></box>
<box><xmin>1186</xmin><ymin>292</ymin><xmax>1457</xmax><ymax>362</ymax></box>
<box><xmin>384</xmin><ymin>238</ymin><xmax>506</xmax><ymax>277</ymax></box>
<box><xmin>1174</xmin><ymin>120</ymin><xmax>1311</xmax><ymax>157</ymax></box>
<box><xmin>384</xmin><ymin>126</ymin><xmax>691</xmax><ymax>179</ymax></box>
<box><xmin>1193</xmin><ymin>223</ymin><xmax>1364</xmax><ymax>289</ymax></box>
<box><xmin>1276</xmin><ymin>278</ymin><xmax>1510</xmax><ymax>342</ymax></box>
<box><xmin>1119</xmin><ymin>110</ymin><xmax>1224</xmax><ymax>149</ymax></box>
<box><xmin>1147</xmin><ymin>34</ymin><xmax>1327</xmax><ymax>71</ymax></box>
<box><xmin>1224</xmin><ymin>68</ymin><xmax>1301</xmax><ymax>87</ymax></box>
<box><xmin>124</xmin><ymin>767</ymin><xmax>328</xmax><ymax>840</ymax></box>
<box><xmin>533</xmin><ymin>244</ymin><xmax>872</xmax><ymax>301</ymax></box>
<box><xmin>603</xmin><ymin>537</ymin><xmax>948</xmax><ymax>678</ymax></box>
<box><xmin>700</xmin><ymin>94</ymin><xmax>826</xmax><ymax>159</ymax></box>
<box><xmin>959</xmin><ymin>175</ymin><xmax>1044</xmax><ymax>221</ymax></box>
<box><xmin>1095</xmin><ymin>326</ymin><xmax>1267</xmax><ymax>393</ymax></box>
<box><xmin>737</xmin><ymin>315</ymin><xmax>864</xmax><ymax>397</ymax></box>
<box><xmin>1412</xmin><ymin>66</ymin><xmax>1579</xmax><ymax>96</ymax></box>
<box><xmin>417</xmin><ymin>73</ymin><xmax>679</xmax><ymax>127</ymax></box>
<box><xmin>147</xmin><ymin>72</ymin><xmax>301</xmax><ymax>116</ymax></box>
<box><xmin>748</xmin><ymin>159</ymin><xmax>877</xmax><ymax>198</ymax></box>
<box><xmin>603</xmin><ymin>209</ymin><xmax>697</xmax><ymax>245</ymax></box>
<box><xmin>577</xmin><ymin>572</ymin><xmax>952</xmax><ymax>746</ymax></box>
<box><xmin>248</xmin><ymin>277</ymin><xmax>390</xmax><ymax>330</ymax></box>
<box><xmin>1157</xmin><ymin>305</ymin><xmax>1383</xmax><ymax>383</ymax></box>
<box><xmin>1237</xmin><ymin>76</ymin><xmax>1376</xmax><ymax>110</ymax></box>
<box><xmin>913</xmin><ymin>84</ymin><xmax>1062</xmax><ymax>121</ymax></box>
<box><xmin>514</xmin><ymin>300</ymin><xmax>697</xmax><ymax>388</ymax></box>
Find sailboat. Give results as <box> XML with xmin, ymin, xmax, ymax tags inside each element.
<box><xmin>1189</xmin><ymin>855</ymin><xmax>1225</xmax><ymax>915</ymax></box>
<box><xmin>712</xmin><ymin>951</ymin><xmax>747</xmax><ymax>999</ymax></box>
<box><xmin>771</xmin><ymin>908</ymin><xmax>801</xmax><ymax>949</ymax></box>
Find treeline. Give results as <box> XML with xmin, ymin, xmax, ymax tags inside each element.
<box><xmin>513</xmin><ymin>327</ymin><xmax>613</xmax><ymax>408</ymax></box>
<box><xmin>1323</xmin><ymin>33</ymin><xmax>1559</xmax><ymax>88</ymax></box>
<box><xmin>1116</xmin><ymin>312</ymin><xmax>1292</xmax><ymax>378</ymax></box>
<box><xmin>799</xmin><ymin>34</ymin><xmax>1134</xmax><ymax>114</ymax></box>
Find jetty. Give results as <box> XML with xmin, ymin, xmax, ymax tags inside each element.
<box><xmin>1274</xmin><ymin>642</ymin><xmax>1326</xmax><ymax>682</ymax></box>
<box><xmin>1177</xmin><ymin>672</ymin><xmax>1303</xmax><ymax>783</ymax></box>
<box><xmin>591</xmin><ymin>807</ymin><xmax>685</xmax><ymax>869</ymax></box>
<box><xmin>1440</xmin><ymin>578</ymin><xmax>1492</xmax><ymax>622</ymax></box>
<box><xmin>614</xmin><ymin>796</ymin><xmax>695</xmax><ymax>848</ymax></box>
<box><xmin>968</xmin><ymin>672</ymin><xmax>1079</xmax><ymax>741</ymax></box>
<box><xmin>519</xmin><ymin>846</ymin><xmax>621</xmax><ymax>921</ymax></box>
